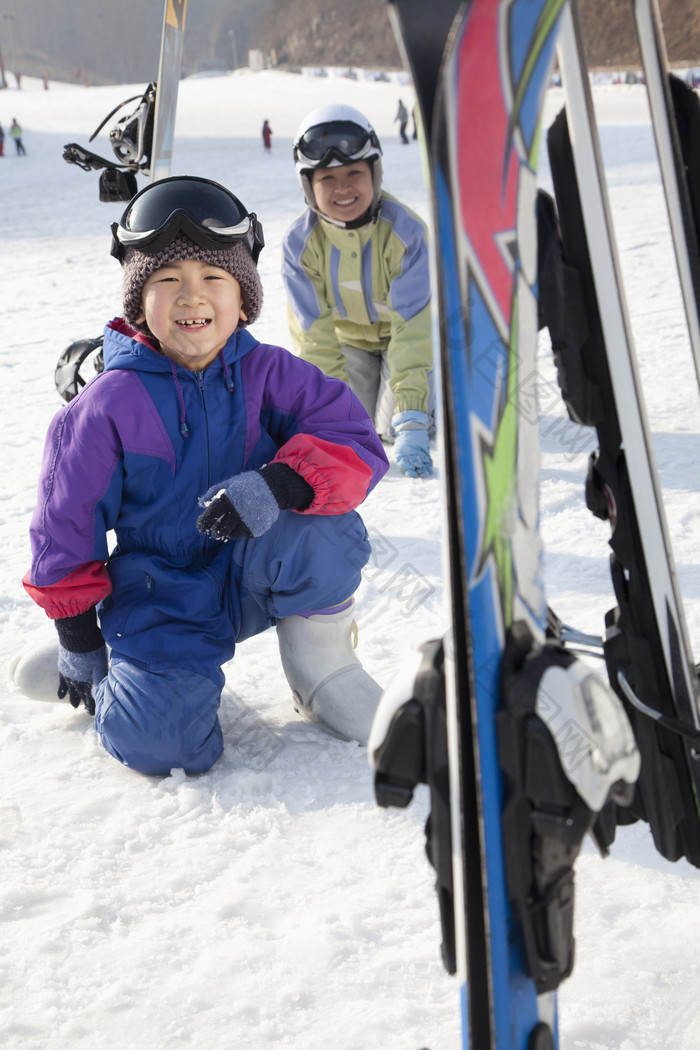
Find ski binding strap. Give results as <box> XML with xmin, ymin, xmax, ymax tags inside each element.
<box><xmin>497</xmin><ymin>622</ymin><xmax>640</xmax><ymax>992</ymax></box>
<box><xmin>368</xmin><ymin>639</ymin><xmax>457</xmax><ymax>975</ymax></box>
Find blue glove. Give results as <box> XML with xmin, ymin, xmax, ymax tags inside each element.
<box><xmin>392</xmin><ymin>410</ymin><xmax>433</xmax><ymax>478</ymax></box>
<box><xmin>197</xmin><ymin>464</ymin><xmax>314</xmax><ymax>542</ymax></box>
<box><xmin>197</xmin><ymin>470</ymin><xmax>280</xmax><ymax>540</ymax></box>
<box><xmin>57</xmin><ymin>643</ymin><xmax>108</xmax><ymax>715</ymax></box>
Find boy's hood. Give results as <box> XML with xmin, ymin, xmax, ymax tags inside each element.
<box><xmin>102</xmin><ymin>318</ymin><xmax>259</xmax><ymax>374</ymax></box>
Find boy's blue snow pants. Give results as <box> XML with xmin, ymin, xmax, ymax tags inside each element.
<box><xmin>93</xmin><ymin>510</ymin><xmax>371</xmax><ymax>775</ymax></box>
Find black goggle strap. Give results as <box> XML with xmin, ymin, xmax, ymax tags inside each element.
<box><xmin>248</xmin><ymin>212</ymin><xmax>264</xmax><ymax>263</ymax></box>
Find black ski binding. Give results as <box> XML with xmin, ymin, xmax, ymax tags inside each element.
<box><xmin>497</xmin><ymin>621</ymin><xmax>639</xmax><ymax>993</ymax></box>
<box><xmin>369</xmin><ymin>638</ymin><xmax>456</xmax><ymax>975</ymax></box>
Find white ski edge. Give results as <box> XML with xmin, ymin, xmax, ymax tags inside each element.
<box><xmin>632</xmin><ymin>0</ymin><xmax>700</xmax><ymax>393</ymax></box>
<box><xmin>556</xmin><ymin>1</ymin><xmax>700</xmax><ymax>725</ymax></box>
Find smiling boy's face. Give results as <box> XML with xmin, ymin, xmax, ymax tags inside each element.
<box><xmin>136</xmin><ymin>258</ymin><xmax>247</xmax><ymax>370</ymax></box>
<box><xmin>310</xmin><ymin>160</ymin><xmax>374</xmax><ymax>224</ymax></box>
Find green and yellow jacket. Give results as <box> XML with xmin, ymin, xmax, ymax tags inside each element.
<box><xmin>282</xmin><ymin>193</ymin><xmax>433</xmax><ymax>415</ymax></box>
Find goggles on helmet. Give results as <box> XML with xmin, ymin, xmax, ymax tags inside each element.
<box><xmin>293</xmin><ymin>120</ymin><xmax>381</xmax><ymax>170</ymax></box>
<box><xmin>110</xmin><ymin>176</ymin><xmax>264</xmax><ymax>263</ymax></box>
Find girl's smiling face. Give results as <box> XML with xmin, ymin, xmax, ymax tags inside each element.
<box><xmin>136</xmin><ymin>258</ymin><xmax>247</xmax><ymax>370</ymax></box>
<box><xmin>311</xmin><ymin>160</ymin><xmax>374</xmax><ymax>224</ymax></box>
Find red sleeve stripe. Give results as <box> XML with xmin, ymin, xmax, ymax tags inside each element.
<box><xmin>273</xmin><ymin>434</ymin><xmax>373</xmax><ymax>515</ymax></box>
<box><xmin>23</xmin><ymin>561</ymin><xmax>112</xmax><ymax>620</ymax></box>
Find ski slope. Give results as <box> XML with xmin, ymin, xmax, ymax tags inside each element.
<box><xmin>1</xmin><ymin>69</ymin><xmax>699</xmax><ymax>1050</ymax></box>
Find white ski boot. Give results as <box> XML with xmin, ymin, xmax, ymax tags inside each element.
<box><xmin>8</xmin><ymin>643</ymin><xmax>61</xmax><ymax>702</ymax></box>
<box><xmin>277</xmin><ymin>600</ymin><xmax>383</xmax><ymax>745</ymax></box>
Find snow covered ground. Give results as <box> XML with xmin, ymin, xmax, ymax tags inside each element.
<box><xmin>1</xmin><ymin>68</ymin><xmax>700</xmax><ymax>1050</ymax></box>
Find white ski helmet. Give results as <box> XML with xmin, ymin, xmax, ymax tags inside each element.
<box><xmin>293</xmin><ymin>104</ymin><xmax>383</xmax><ymax>221</ymax></box>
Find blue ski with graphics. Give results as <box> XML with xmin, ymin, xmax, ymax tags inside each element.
<box><xmin>368</xmin><ymin>2</ymin><xmax>640</xmax><ymax>1047</ymax></box>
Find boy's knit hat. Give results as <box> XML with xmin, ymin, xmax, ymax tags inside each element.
<box><xmin>121</xmin><ymin>234</ymin><xmax>263</xmax><ymax>331</ymax></box>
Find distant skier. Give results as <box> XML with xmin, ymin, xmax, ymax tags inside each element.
<box><xmin>0</xmin><ymin>123</ymin><xmax>4</xmax><ymax>157</ymax></box>
<box><xmin>11</xmin><ymin>175</ymin><xmax>390</xmax><ymax>775</ymax></box>
<box><xmin>394</xmin><ymin>99</ymin><xmax>409</xmax><ymax>143</ymax></box>
<box><xmin>262</xmin><ymin>119</ymin><xmax>272</xmax><ymax>151</ymax></box>
<box><xmin>10</xmin><ymin>118</ymin><xmax>26</xmax><ymax>155</ymax></box>
<box><xmin>283</xmin><ymin>104</ymin><xmax>435</xmax><ymax>478</ymax></box>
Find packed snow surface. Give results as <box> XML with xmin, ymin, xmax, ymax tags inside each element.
<box><xmin>2</xmin><ymin>69</ymin><xmax>700</xmax><ymax>1050</ymax></box>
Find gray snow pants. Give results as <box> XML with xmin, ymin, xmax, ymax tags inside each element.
<box><xmin>340</xmin><ymin>343</ymin><xmax>437</xmax><ymax>441</ymax></box>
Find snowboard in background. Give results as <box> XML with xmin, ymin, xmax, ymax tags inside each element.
<box><xmin>57</xmin><ymin>0</ymin><xmax>189</xmax><ymax>400</ymax></box>
<box><xmin>150</xmin><ymin>0</ymin><xmax>188</xmax><ymax>183</ymax></box>
<box><xmin>62</xmin><ymin>0</ymin><xmax>188</xmax><ymax>200</ymax></box>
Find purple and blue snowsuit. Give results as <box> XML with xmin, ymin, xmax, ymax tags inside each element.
<box><xmin>24</xmin><ymin>319</ymin><xmax>389</xmax><ymax>774</ymax></box>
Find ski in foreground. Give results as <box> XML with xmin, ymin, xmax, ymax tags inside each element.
<box><xmin>631</xmin><ymin>0</ymin><xmax>700</xmax><ymax>393</ymax></box>
<box><xmin>370</xmin><ymin>0</ymin><xmax>700</xmax><ymax>1046</ymax></box>
<box><xmin>369</xmin><ymin>1</ymin><xmax>643</xmax><ymax>1048</ymax></box>
<box><xmin>545</xmin><ymin>0</ymin><xmax>700</xmax><ymax>868</ymax></box>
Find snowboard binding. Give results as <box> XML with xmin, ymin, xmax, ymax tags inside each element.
<box><xmin>63</xmin><ymin>83</ymin><xmax>156</xmax><ymax>201</ymax></box>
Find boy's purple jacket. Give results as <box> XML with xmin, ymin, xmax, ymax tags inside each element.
<box><xmin>24</xmin><ymin>319</ymin><xmax>389</xmax><ymax>620</ymax></box>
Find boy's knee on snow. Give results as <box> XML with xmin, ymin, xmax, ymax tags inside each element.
<box><xmin>94</xmin><ymin>661</ymin><xmax>224</xmax><ymax>776</ymax></box>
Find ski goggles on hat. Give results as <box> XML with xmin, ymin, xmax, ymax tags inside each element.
<box><xmin>293</xmin><ymin>121</ymin><xmax>381</xmax><ymax>169</ymax></box>
<box><xmin>110</xmin><ymin>176</ymin><xmax>265</xmax><ymax>263</ymax></box>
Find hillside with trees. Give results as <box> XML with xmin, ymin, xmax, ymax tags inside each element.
<box><xmin>1</xmin><ymin>0</ymin><xmax>699</xmax><ymax>88</ymax></box>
